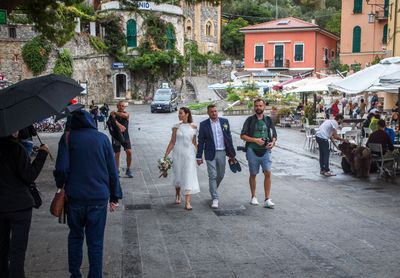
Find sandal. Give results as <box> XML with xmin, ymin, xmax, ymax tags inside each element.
<box><xmin>175</xmin><ymin>195</ymin><xmax>181</xmax><ymax>204</ymax></box>
<box><xmin>184</xmin><ymin>203</ymin><xmax>192</xmax><ymax>210</ymax></box>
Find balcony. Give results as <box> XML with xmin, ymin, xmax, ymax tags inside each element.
<box><xmin>264</xmin><ymin>59</ymin><xmax>290</xmax><ymax>69</ymax></box>
<box><xmin>375</xmin><ymin>9</ymin><xmax>388</xmax><ymax>21</ymax></box>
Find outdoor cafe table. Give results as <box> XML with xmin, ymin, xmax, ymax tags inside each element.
<box><xmin>343</xmin><ymin>118</ymin><xmax>365</xmax><ymax>128</ymax></box>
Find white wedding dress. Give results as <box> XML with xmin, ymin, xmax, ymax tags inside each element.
<box><xmin>171</xmin><ymin>123</ymin><xmax>200</xmax><ymax>195</ymax></box>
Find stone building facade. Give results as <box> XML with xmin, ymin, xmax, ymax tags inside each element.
<box><xmin>0</xmin><ymin>1</ymin><xmax>222</xmax><ymax>103</ymax></box>
<box><xmin>181</xmin><ymin>1</ymin><xmax>221</xmax><ymax>54</ymax></box>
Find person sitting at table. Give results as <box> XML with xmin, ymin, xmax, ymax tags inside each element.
<box><xmin>384</xmin><ymin>126</ymin><xmax>395</xmax><ymax>144</ymax></box>
<box><xmin>362</xmin><ymin>113</ymin><xmax>374</xmax><ymax>137</ymax></box>
<box><xmin>369</xmin><ymin>113</ymin><xmax>381</xmax><ymax>132</ymax></box>
<box><xmin>367</xmin><ymin>120</ymin><xmax>394</xmax><ymax>155</ymax></box>
<box><xmin>331</xmin><ymin>99</ymin><xmax>340</xmax><ymax>117</ymax></box>
<box><xmin>389</xmin><ymin>111</ymin><xmax>399</xmax><ymax>129</ymax></box>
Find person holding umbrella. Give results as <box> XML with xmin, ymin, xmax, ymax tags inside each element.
<box><xmin>0</xmin><ymin>131</ymin><xmax>49</xmax><ymax>278</ymax></box>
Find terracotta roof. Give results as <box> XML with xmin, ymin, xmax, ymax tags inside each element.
<box><xmin>240</xmin><ymin>17</ymin><xmax>318</xmax><ymax>31</ymax></box>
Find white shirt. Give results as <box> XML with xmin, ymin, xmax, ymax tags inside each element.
<box><xmin>316</xmin><ymin>120</ymin><xmax>339</xmax><ymax>140</ymax></box>
<box><xmin>210</xmin><ymin>118</ymin><xmax>225</xmax><ymax>150</ymax></box>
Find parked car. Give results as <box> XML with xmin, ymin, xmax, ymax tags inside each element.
<box><xmin>151</xmin><ymin>89</ymin><xmax>178</xmax><ymax>113</ymax></box>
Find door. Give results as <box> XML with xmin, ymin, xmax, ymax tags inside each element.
<box><xmin>274</xmin><ymin>45</ymin><xmax>284</xmax><ymax>67</ymax></box>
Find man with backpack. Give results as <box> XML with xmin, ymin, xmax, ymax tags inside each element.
<box><xmin>240</xmin><ymin>99</ymin><xmax>277</xmax><ymax>209</ymax></box>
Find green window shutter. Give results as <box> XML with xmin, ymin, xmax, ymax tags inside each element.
<box><xmin>384</xmin><ymin>0</ymin><xmax>389</xmax><ymax>17</ymax></box>
<box><xmin>127</xmin><ymin>19</ymin><xmax>137</xmax><ymax>48</ymax></box>
<box><xmin>254</xmin><ymin>45</ymin><xmax>263</xmax><ymax>62</ymax></box>
<box><xmin>383</xmin><ymin>24</ymin><xmax>388</xmax><ymax>44</ymax></box>
<box><xmin>166</xmin><ymin>25</ymin><xmax>175</xmax><ymax>50</ymax></box>
<box><xmin>353</xmin><ymin>0</ymin><xmax>362</xmax><ymax>14</ymax></box>
<box><xmin>294</xmin><ymin>44</ymin><xmax>303</xmax><ymax>61</ymax></box>
<box><xmin>352</xmin><ymin>26</ymin><xmax>361</xmax><ymax>53</ymax></box>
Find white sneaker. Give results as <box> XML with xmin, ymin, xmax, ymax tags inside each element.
<box><xmin>250</xmin><ymin>197</ymin><xmax>259</xmax><ymax>205</ymax></box>
<box><xmin>211</xmin><ymin>199</ymin><xmax>219</xmax><ymax>209</ymax></box>
<box><xmin>264</xmin><ymin>199</ymin><xmax>275</xmax><ymax>209</ymax></box>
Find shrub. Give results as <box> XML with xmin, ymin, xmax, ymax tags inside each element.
<box><xmin>89</xmin><ymin>36</ymin><xmax>108</xmax><ymax>53</ymax></box>
<box><xmin>277</xmin><ymin>107</ymin><xmax>291</xmax><ymax>118</ymax></box>
<box><xmin>227</xmin><ymin>93</ymin><xmax>240</xmax><ymax>102</ymax></box>
<box><xmin>187</xmin><ymin>102</ymin><xmax>213</xmax><ymax>110</ymax></box>
<box><xmin>53</xmin><ymin>49</ymin><xmax>73</xmax><ymax>77</ymax></box>
<box><xmin>22</xmin><ymin>36</ymin><xmax>52</xmax><ymax>76</ymax></box>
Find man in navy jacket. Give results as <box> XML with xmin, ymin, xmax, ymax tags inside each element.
<box><xmin>196</xmin><ymin>104</ymin><xmax>236</xmax><ymax>209</ymax></box>
<box><xmin>54</xmin><ymin>110</ymin><xmax>122</xmax><ymax>278</ymax></box>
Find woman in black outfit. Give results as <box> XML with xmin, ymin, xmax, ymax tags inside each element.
<box><xmin>0</xmin><ymin>131</ymin><xmax>48</xmax><ymax>278</ymax></box>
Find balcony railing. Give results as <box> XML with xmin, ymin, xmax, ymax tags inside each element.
<box><xmin>264</xmin><ymin>59</ymin><xmax>290</xmax><ymax>69</ymax></box>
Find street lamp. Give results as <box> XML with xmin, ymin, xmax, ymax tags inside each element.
<box><xmin>368</xmin><ymin>12</ymin><xmax>376</xmax><ymax>23</ymax></box>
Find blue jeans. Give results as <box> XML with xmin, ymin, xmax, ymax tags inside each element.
<box><xmin>316</xmin><ymin>136</ymin><xmax>330</xmax><ymax>172</ymax></box>
<box><xmin>206</xmin><ymin>150</ymin><xmax>226</xmax><ymax>200</ymax></box>
<box><xmin>246</xmin><ymin>148</ymin><xmax>272</xmax><ymax>176</ymax></box>
<box><xmin>67</xmin><ymin>202</ymin><xmax>107</xmax><ymax>278</ymax></box>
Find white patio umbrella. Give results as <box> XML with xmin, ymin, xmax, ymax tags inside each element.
<box><xmin>287</xmin><ymin>76</ymin><xmax>343</xmax><ymax>93</ymax></box>
<box><xmin>366</xmin><ymin>70</ymin><xmax>400</xmax><ymax>92</ymax></box>
<box><xmin>282</xmin><ymin>77</ymin><xmax>319</xmax><ymax>91</ymax></box>
<box><xmin>328</xmin><ymin>57</ymin><xmax>400</xmax><ymax>94</ymax></box>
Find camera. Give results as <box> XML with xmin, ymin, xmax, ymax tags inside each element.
<box><xmin>237</xmin><ymin>146</ymin><xmax>247</xmax><ymax>152</ymax></box>
<box><xmin>262</xmin><ymin>137</ymin><xmax>270</xmax><ymax>146</ymax></box>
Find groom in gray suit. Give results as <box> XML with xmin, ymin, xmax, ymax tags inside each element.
<box><xmin>196</xmin><ymin>104</ymin><xmax>236</xmax><ymax>209</ymax></box>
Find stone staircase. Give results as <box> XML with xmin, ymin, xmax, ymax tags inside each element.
<box><xmin>186</xmin><ymin>76</ymin><xmax>223</xmax><ymax>103</ymax></box>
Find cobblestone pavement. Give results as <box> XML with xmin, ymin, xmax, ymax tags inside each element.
<box><xmin>26</xmin><ymin>105</ymin><xmax>400</xmax><ymax>278</ymax></box>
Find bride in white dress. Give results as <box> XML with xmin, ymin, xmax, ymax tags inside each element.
<box><xmin>164</xmin><ymin>107</ymin><xmax>200</xmax><ymax>210</ymax></box>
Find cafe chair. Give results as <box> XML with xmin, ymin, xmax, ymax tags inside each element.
<box><xmin>304</xmin><ymin>127</ymin><xmax>316</xmax><ymax>152</ymax></box>
<box><xmin>368</xmin><ymin>143</ymin><xmax>396</xmax><ymax>179</ymax></box>
<box><xmin>344</xmin><ymin>130</ymin><xmax>361</xmax><ymax>145</ymax></box>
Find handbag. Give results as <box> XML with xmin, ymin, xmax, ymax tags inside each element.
<box><xmin>50</xmin><ymin>187</ymin><xmax>66</xmax><ymax>218</ymax></box>
<box><xmin>29</xmin><ymin>183</ymin><xmax>42</xmax><ymax>209</ymax></box>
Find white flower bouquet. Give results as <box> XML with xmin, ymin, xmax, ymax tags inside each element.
<box><xmin>158</xmin><ymin>157</ymin><xmax>173</xmax><ymax>178</ymax></box>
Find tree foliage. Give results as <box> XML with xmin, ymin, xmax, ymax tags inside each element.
<box><xmin>221</xmin><ymin>18</ymin><xmax>249</xmax><ymax>58</ymax></box>
<box><xmin>325</xmin><ymin>12</ymin><xmax>341</xmax><ymax>36</ymax></box>
<box><xmin>103</xmin><ymin>18</ymin><xmax>127</xmax><ymax>58</ymax></box>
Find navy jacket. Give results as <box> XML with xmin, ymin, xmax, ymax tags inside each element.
<box><xmin>196</xmin><ymin>117</ymin><xmax>236</xmax><ymax>161</ymax></box>
<box><xmin>54</xmin><ymin>110</ymin><xmax>122</xmax><ymax>205</ymax></box>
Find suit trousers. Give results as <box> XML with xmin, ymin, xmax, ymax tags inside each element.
<box><xmin>206</xmin><ymin>150</ymin><xmax>226</xmax><ymax>200</ymax></box>
<box><xmin>0</xmin><ymin>208</ymin><xmax>32</xmax><ymax>278</ymax></box>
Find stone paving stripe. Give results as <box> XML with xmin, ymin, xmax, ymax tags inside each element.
<box><xmin>125</xmin><ymin>204</ymin><xmax>152</xmax><ymax>210</ymax></box>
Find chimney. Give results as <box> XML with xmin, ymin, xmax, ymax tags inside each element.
<box><xmin>311</xmin><ymin>19</ymin><xmax>316</xmax><ymax>25</ymax></box>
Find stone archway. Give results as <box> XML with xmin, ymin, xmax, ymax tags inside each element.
<box><xmin>114</xmin><ymin>73</ymin><xmax>128</xmax><ymax>99</ymax></box>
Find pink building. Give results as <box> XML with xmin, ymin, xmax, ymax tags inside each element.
<box><xmin>240</xmin><ymin>17</ymin><xmax>339</xmax><ymax>75</ymax></box>
<box><xmin>340</xmin><ymin>0</ymin><xmax>388</xmax><ymax>68</ymax></box>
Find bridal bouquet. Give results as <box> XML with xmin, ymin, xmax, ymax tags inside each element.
<box><xmin>158</xmin><ymin>157</ymin><xmax>173</xmax><ymax>178</ymax></box>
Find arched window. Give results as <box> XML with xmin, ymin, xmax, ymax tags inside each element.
<box><xmin>166</xmin><ymin>24</ymin><xmax>176</xmax><ymax>50</ymax></box>
<box><xmin>205</xmin><ymin>20</ymin><xmax>213</xmax><ymax>37</ymax></box>
<box><xmin>353</xmin><ymin>0</ymin><xmax>362</xmax><ymax>14</ymax></box>
<box><xmin>186</xmin><ymin>19</ymin><xmax>193</xmax><ymax>39</ymax></box>
<box><xmin>352</xmin><ymin>26</ymin><xmax>361</xmax><ymax>53</ymax></box>
<box><xmin>383</xmin><ymin>24</ymin><xmax>388</xmax><ymax>44</ymax></box>
<box><xmin>127</xmin><ymin>19</ymin><xmax>137</xmax><ymax>48</ymax></box>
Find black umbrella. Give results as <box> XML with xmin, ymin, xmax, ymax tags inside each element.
<box><xmin>54</xmin><ymin>103</ymin><xmax>85</xmax><ymax>122</ymax></box>
<box><xmin>0</xmin><ymin>74</ymin><xmax>84</xmax><ymax>137</ymax></box>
